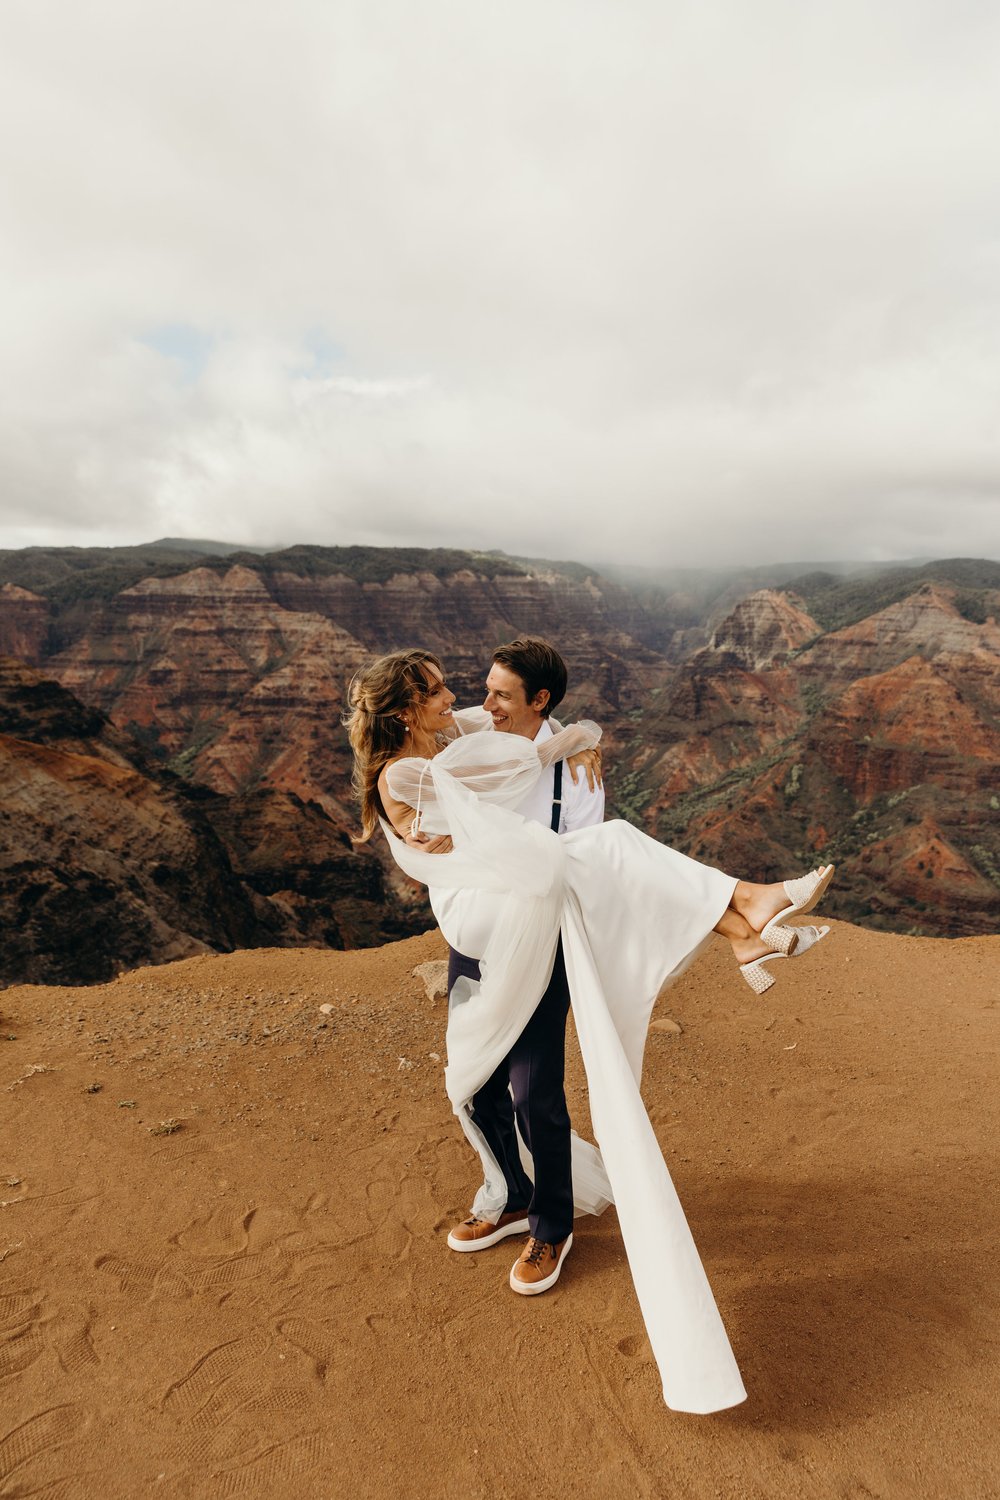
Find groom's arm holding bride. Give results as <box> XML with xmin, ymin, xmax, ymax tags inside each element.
<box><xmin>402</xmin><ymin>731</ymin><xmax>604</xmax><ymax>854</ymax></box>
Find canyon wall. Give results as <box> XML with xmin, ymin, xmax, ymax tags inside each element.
<box><xmin>620</xmin><ymin>581</ymin><xmax>1000</xmax><ymax>937</ymax></box>
<box><xmin>1</xmin><ymin>545</ymin><xmax>997</xmax><ymax>981</ymax></box>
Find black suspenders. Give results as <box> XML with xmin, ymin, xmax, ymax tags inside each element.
<box><xmin>550</xmin><ymin>760</ymin><xmax>563</xmax><ymax>832</ymax></box>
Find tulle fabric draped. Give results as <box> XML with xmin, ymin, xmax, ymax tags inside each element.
<box><xmin>389</xmin><ymin>716</ymin><xmax>603</xmax><ymax>838</ymax></box>
<box><xmin>383</xmin><ymin>731</ymin><xmax>747</xmax><ymax>1414</ymax></box>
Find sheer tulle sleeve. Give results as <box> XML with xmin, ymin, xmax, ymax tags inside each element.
<box><xmin>537</xmin><ymin>719</ymin><xmax>602</xmax><ymax>766</ymax></box>
<box><xmin>382</xmin><ymin>734</ymin><xmax>564</xmax><ymax>899</ymax></box>
<box><xmin>385</xmin><ymin>735</ymin><xmax>540</xmax><ymax>835</ymax></box>
<box><xmin>449</xmin><ymin>706</ymin><xmax>492</xmax><ymax>736</ymax></box>
<box><xmin>384</xmin><ymin>719</ymin><xmax>602</xmax><ymax>836</ymax></box>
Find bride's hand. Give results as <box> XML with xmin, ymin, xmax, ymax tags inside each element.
<box><xmin>566</xmin><ymin>745</ymin><xmax>603</xmax><ymax>791</ymax></box>
<box><xmin>404</xmin><ymin>827</ymin><xmax>454</xmax><ymax>854</ymax></box>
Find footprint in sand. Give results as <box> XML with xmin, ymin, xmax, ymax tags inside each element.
<box><xmin>0</xmin><ymin>1292</ymin><xmax>38</xmax><ymax>1323</ymax></box>
<box><xmin>94</xmin><ymin>1254</ymin><xmax>191</xmax><ymax>1300</ymax></box>
<box><xmin>578</xmin><ymin>1335</ymin><xmax>656</xmax><ymax>1483</ymax></box>
<box><xmin>6</xmin><ymin>1481</ymin><xmax>96</xmax><ymax>1500</ymax></box>
<box><xmin>364</xmin><ymin>1179</ymin><xmax>413</xmax><ymax>1262</ymax></box>
<box><xmin>0</xmin><ymin>1293</ymin><xmax>45</xmax><ymax>1379</ymax></box>
<box><xmin>164</xmin><ymin>1333</ymin><xmax>316</xmax><ymax>1478</ymax></box>
<box><xmin>278</xmin><ymin>1317</ymin><xmax>344</xmax><ymax>1378</ymax></box>
<box><xmin>281</xmin><ymin>1241</ymin><xmax>349</xmax><ymax>1289</ymax></box>
<box><xmin>172</xmin><ymin>1206</ymin><xmax>257</xmax><ymax>1260</ymax></box>
<box><xmin>191</xmin><ymin>1251</ymin><xmax>282</xmax><ymax>1295</ymax></box>
<box><xmin>211</xmin><ymin>1433</ymin><xmax>327</xmax><ymax>1498</ymax></box>
<box><xmin>364</xmin><ymin>1312</ymin><xmax>395</xmax><ymax>1335</ymax></box>
<box><xmin>0</xmin><ymin>1404</ymin><xmax>85</xmax><ymax>1489</ymax></box>
<box><xmin>364</xmin><ymin>1172</ymin><xmax>438</xmax><ymax>1264</ymax></box>
<box><xmin>173</xmin><ymin>1384</ymin><xmax>313</xmax><ymax>1475</ymax></box>
<box><xmin>190</xmin><ymin>1378</ymin><xmax>311</xmax><ymax>1436</ymax></box>
<box><xmin>162</xmin><ymin>1333</ymin><xmax>273</xmax><ymax>1422</ymax></box>
<box><xmin>51</xmin><ymin>1307</ymin><xmax>100</xmax><ymax>1375</ymax></box>
<box><xmin>169</xmin><ymin>1207</ymin><xmax>293</xmax><ymax>1303</ymax></box>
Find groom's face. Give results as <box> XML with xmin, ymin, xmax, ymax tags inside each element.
<box><xmin>484</xmin><ymin>662</ymin><xmax>549</xmax><ymax>739</ymax></box>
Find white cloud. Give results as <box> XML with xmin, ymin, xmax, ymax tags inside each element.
<box><xmin>0</xmin><ymin>0</ymin><xmax>998</xmax><ymax>565</ymax></box>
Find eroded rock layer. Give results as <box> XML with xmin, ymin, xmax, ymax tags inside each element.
<box><xmin>623</xmin><ymin>583</ymin><xmax>1000</xmax><ymax>936</ymax></box>
<box><xmin>1</xmin><ymin>545</ymin><xmax>997</xmax><ymax>980</ymax></box>
<box><xmin>0</xmin><ymin>657</ymin><xmax>405</xmax><ymax>984</ymax></box>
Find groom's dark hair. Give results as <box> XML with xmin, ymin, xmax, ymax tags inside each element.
<box><xmin>491</xmin><ymin>636</ymin><xmax>567</xmax><ymax>717</ymax></box>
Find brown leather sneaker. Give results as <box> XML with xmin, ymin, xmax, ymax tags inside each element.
<box><xmin>446</xmin><ymin>1209</ymin><xmax>530</xmax><ymax>1253</ymax></box>
<box><xmin>509</xmin><ymin>1232</ymin><xmax>573</xmax><ymax>1295</ymax></box>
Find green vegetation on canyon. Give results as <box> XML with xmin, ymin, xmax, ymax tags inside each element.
<box><xmin>1</xmin><ymin>541</ymin><xmax>997</xmax><ymax>984</ymax></box>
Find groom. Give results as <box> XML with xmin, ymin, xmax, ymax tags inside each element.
<box><xmin>441</xmin><ymin>637</ymin><xmax>604</xmax><ymax>1295</ymax></box>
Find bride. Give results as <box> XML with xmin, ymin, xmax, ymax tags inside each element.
<box><xmin>347</xmin><ymin>647</ymin><xmax>833</xmax><ymax>1414</ymax></box>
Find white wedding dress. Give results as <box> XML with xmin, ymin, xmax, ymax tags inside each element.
<box><xmin>384</xmin><ymin>717</ymin><xmax>747</xmax><ymax>1414</ymax></box>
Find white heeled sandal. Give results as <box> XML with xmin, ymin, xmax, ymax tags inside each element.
<box><xmin>764</xmin><ymin>922</ymin><xmax>798</xmax><ymax>956</ymax></box>
<box><xmin>760</xmin><ymin>866</ymin><xmax>835</xmax><ymax>952</ymax></box>
<box><xmin>740</xmin><ymin>924</ymin><xmax>830</xmax><ymax>994</ymax></box>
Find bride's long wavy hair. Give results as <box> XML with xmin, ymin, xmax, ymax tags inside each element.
<box><xmin>346</xmin><ymin>649</ymin><xmax>443</xmax><ymax>842</ymax></box>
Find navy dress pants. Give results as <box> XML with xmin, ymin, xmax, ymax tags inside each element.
<box><xmin>447</xmin><ymin>941</ymin><xmax>574</xmax><ymax>1246</ymax></box>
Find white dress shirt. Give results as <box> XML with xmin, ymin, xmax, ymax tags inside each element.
<box><xmin>513</xmin><ymin>717</ymin><xmax>605</xmax><ymax>832</ymax></box>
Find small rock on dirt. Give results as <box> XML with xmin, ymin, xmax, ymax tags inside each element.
<box><xmin>412</xmin><ymin>960</ymin><xmax>449</xmax><ymax>1002</ymax></box>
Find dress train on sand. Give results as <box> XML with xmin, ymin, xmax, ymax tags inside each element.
<box><xmin>384</xmin><ymin>727</ymin><xmax>747</xmax><ymax>1414</ymax></box>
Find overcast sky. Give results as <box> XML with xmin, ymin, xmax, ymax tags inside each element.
<box><xmin>1</xmin><ymin>0</ymin><xmax>998</xmax><ymax>568</ymax></box>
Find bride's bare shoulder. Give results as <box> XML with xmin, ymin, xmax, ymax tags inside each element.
<box><xmin>377</xmin><ymin>751</ymin><xmax>428</xmax><ymax>839</ymax></box>
<box><xmin>378</xmin><ymin>750</ymin><xmax>419</xmax><ymax>794</ymax></box>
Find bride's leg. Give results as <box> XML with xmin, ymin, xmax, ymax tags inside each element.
<box><xmin>719</xmin><ymin>867</ymin><xmax>836</xmax><ymax>989</ymax></box>
<box><xmin>727</xmin><ymin>865</ymin><xmax>834</xmax><ymax>935</ymax></box>
<box><xmin>714</xmin><ymin>905</ymin><xmax>773</xmax><ymax>965</ymax></box>
<box><xmin>728</xmin><ymin>880</ymin><xmax>792</xmax><ymax>933</ymax></box>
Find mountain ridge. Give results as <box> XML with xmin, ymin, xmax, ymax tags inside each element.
<box><xmin>1</xmin><ymin>542</ymin><xmax>997</xmax><ymax>981</ymax></box>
